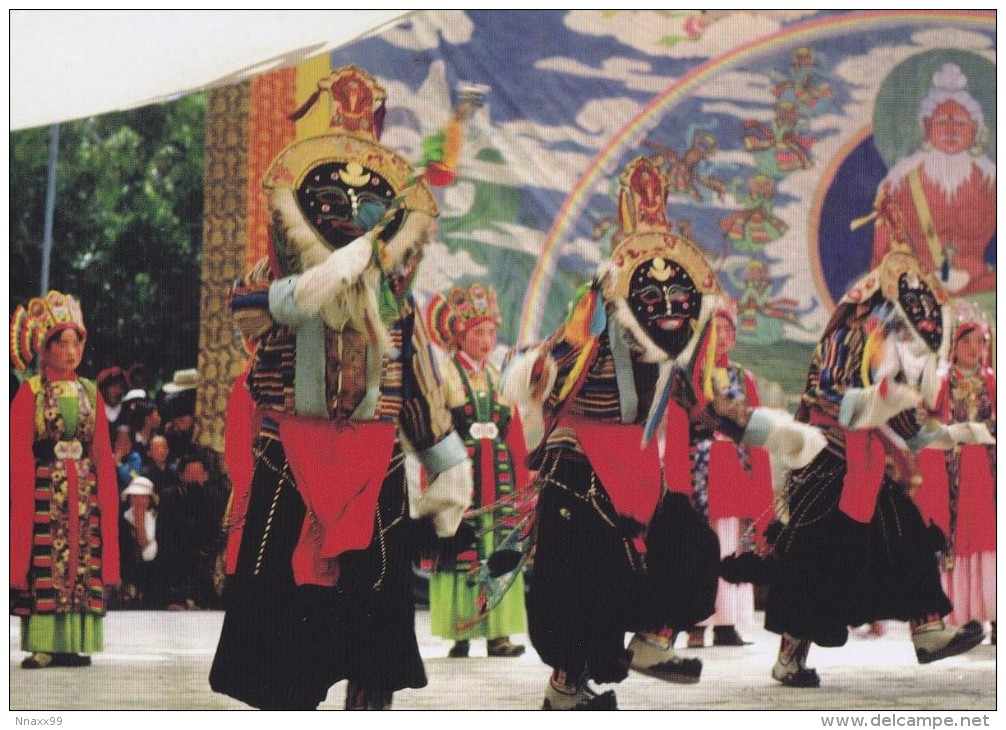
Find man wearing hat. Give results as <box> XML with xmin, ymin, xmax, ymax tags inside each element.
<box><xmin>159</xmin><ymin>368</ymin><xmax>199</xmax><ymax>468</ymax></box>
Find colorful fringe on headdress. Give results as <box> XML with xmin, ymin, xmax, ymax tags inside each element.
<box><xmin>426</xmin><ymin>282</ymin><xmax>501</xmax><ymax>351</ymax></box>
<box><xmin>10</xmin><ymin>290</ymin><xmax>87</xmax><ymax>375</ymax></box>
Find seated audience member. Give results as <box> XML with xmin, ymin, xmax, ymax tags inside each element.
<box><xmin>158</xmin><ymin>453</ymin><xmax>229</xmax><ymax>610</ymax></box>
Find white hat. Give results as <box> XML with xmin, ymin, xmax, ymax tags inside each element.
<box><xmin>122</xmin><ymin>474</ymin><xmax>155</xmax><ymax>498</ymax></box>
<box><xmin>121</xmin><ymin>388</ymin><xmax>149</xmax><ymax>403</ymax></box>
<box><xmin>162</xmin><ymin>368</ymin><xmax>198</xmax><ymax>394</ymax></box>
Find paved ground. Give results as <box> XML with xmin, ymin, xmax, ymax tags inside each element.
<box><xmin>9</xmin><ymin>609</ymin><xmax>995</xmax><ymax>713</ymax></box>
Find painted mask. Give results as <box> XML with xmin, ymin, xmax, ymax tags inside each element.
<box><xmin>627</xmin><ymin>256</ymin><xmax>701</xmax><ymax>358</ymax></box>
<box><xmin>897</xmin><ymin>271</ymin><xmax>943</xmax><ymax>352</ymax></box>
<box><xmin>296</xmin><ymin>160</ymin><xmax>403</xmax><ymax>251</ymax></box>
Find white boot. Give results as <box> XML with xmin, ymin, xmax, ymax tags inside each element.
<box><xmin>541</xmin><ymin>672</ymin><xmax>617</xmax><ymax>710</ymax></box>
<box><xmin>771</xmin><ymin>634</ymin><xmax>820</xmax><ymax>688</ymax></box>
<box><xmin>912</xmin><ymin>620</ymin><xmax>985</xmax><ymax>664</ymax></box>
<box><xmin>628</xmin><ymin>632</ymin><xmax>702</xmax><ymax>684</ymax></box>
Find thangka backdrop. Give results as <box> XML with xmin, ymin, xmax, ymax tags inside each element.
<box><xmin>197</xmin><ymin>9</ymin><xmax>995</xmax><ymax>449</ymax></box>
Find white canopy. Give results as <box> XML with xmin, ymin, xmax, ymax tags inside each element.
<box><xmin>10</xmin><ymin>10</ymin><xmax>412</xmax><ymax>131</ymax></box>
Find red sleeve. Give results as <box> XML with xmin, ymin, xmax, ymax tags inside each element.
<box><xmin>742</xmin><ymin>368</ymin><xmax>761</xmax><ymax>408</ymax></box>
<box><xmin>505</xmin><ymin>408</ymin><xmax>531</xmax><ymax>491</ymax></box>
<box><xmin>932</xmin><ymin>375</ymin><xmax>951</xmax><ymax>423</ymax></box>
<box><xmin>92</xmin><ymin>391</ymin><xmax>120</xmax><ymax>585</ymax></box>
<box><xmin>10</xmin><ymin>381</ymin><xmax>37</xmax><ymax>590</ymax></box>
<box><xmin>224</xmin><ymin>364</ymin><xmax>256</xmax><ymax>574</ymax></box>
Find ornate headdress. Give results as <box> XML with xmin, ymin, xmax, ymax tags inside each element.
<box><xmin>264</xmin><ymin>65</ymin><xmax>439</xmax><ymax>283</ymax></box>
<box><xmin>602</xmin><ymin>156</ymin><xmax>722</xmax><ymax>366</ymax></box>
<box><xmin>591</xmin><ymin>156</ymin><xmax>725</xmax><ymax>447</ymax></box>
<box><xmin>715</xmin><ymin>297</ymin><xmax>738</xmax><ymax>330</ymax></box>
<box><xmin>426</xmin><ymin>282</ymin><xmax>501</xmax><ymax>350</ymax></box>
<box><xmin>950</xmin><ymin>299</ymin><xmax>992</xmax><ymax>368</ymax></box>
<box><xmin>10</xmin><ymin>290</ymin><xmax>87</xmax><ymax>374</ymax></box>
<box><xmin>837</xmin><ymin>246</ymin><xmax>950</xmax><ymax>357</ymax></box>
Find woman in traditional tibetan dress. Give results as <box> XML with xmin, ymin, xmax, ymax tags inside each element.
<box><xmin>425</xmin><ymin>283</ymin><xmax>531</xmax><ymax>659</ymax></box>
<box><xmin>10</xmin><ymin>291</ymin><xmax>120</xmax><ymax>669</ymax></box>
<box><xmin>916</xmin><ymin>303</ymin><xmax>996</xmax><ymax>642</ymax></box>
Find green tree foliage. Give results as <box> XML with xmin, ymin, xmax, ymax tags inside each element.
<box><xmin>10</xmin><ymin>95</ymin><xmax>206</xmax><ymax>388</ymax></box>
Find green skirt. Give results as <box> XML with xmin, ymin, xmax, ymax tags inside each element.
<box><xmin>429</xmin><ymin>570</ymin><xmax>527</xmax><ymax>641</ymax></box>
<box><xmin>21</xmin><ymin>614</ymin><xmax>104</xmax><ymax>654</ymax></box>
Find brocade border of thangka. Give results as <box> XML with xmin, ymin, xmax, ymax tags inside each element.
<box><xmin>195</xmin><ymin>83</ymin><xmax>251</xmax><ymax>455</ymax></box>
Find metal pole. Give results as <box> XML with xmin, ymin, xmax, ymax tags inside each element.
<box><xmin>40</xmin><ymin>123</ymin><xmax>60</xmax><ymax>295</ymax></box>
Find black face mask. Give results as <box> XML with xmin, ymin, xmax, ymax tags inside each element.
<box><xmin>296</xmin><ymin>161</ymin><xmax>403</xmax><ymax>250</ymax></box>
<box><xmin>627</xmin><ymin>257</ymin><xmax>701</xmax><ymax>358</ymax></box>
<box><xmin>898</xmin><ymin>273</ymin><xmax>943</xmax><ymax>352</ymax></box>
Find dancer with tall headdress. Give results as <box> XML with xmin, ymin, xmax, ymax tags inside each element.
<box><xmin>503</xmin><ymin>157</ymin><xmax>825</xmax><ymax>709</ymax></box>
<box><xmin>723</xmin><ymin>219</ymin><xmax>992</xmax><ymax>687</ymax></box>
<box><xmin>210</xmin><ymin>66</ymin><xmax>477</xmax><ymax>710</ymax></box>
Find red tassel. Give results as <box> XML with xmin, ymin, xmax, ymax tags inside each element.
<box><xmin>425</xmin><ymin>162</ymin><xmax>457</xmax><ymax>187</ymax></box>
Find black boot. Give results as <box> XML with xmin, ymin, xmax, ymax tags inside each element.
<box><xmin>713</xmin><ymin>625</ymin><xmax>752</xmax><ymax>646</ymax></box>
<box><xmin>345</xmin><ymin>681</ymin><xmax>393</xmax><ymax>710</ymax></box>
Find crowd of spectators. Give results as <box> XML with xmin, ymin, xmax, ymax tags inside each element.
<box><xmin>97</xmin><ymin>366</ymin><xmax>230</xmax><ymax>610</ymax></box>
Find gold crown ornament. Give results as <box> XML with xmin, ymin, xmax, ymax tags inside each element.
<box><xmin>426</xmin><ymin>282</ymin><xmax>501</xmax><ymax>350</ymax></box>
<box><xmin>10</xmin><ymin>290</ymin><xmax>87</xmax><ymax>374</ymax></box>
<box><xmin>264</xmin><ymin>65</ymin><xmax>438</xmax><ymax>279</ymax></box>
<box><xmin>604</xmin><ymin>157</ymin><xmax>721</xmax><ymax>302</ymax></box>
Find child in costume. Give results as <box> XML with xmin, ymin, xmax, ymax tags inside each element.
<box><xmin>10</xmin><ymin>291</ymin><xmax>120</xmax><ymax>669</ymax></box>
<box><xmin>502</xmin><ymin>157</ymin><xmax>825</xmax><ymax>709</ymax></box>
<box><xmin>425</xmin><ymin>283</ymin><xmax>531</xmax><ymax>659</ymax></box>
<box><xmin>210</xmin><ymin>66</ymin><xmax>476</xmax><ymax>710</ymax></box>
